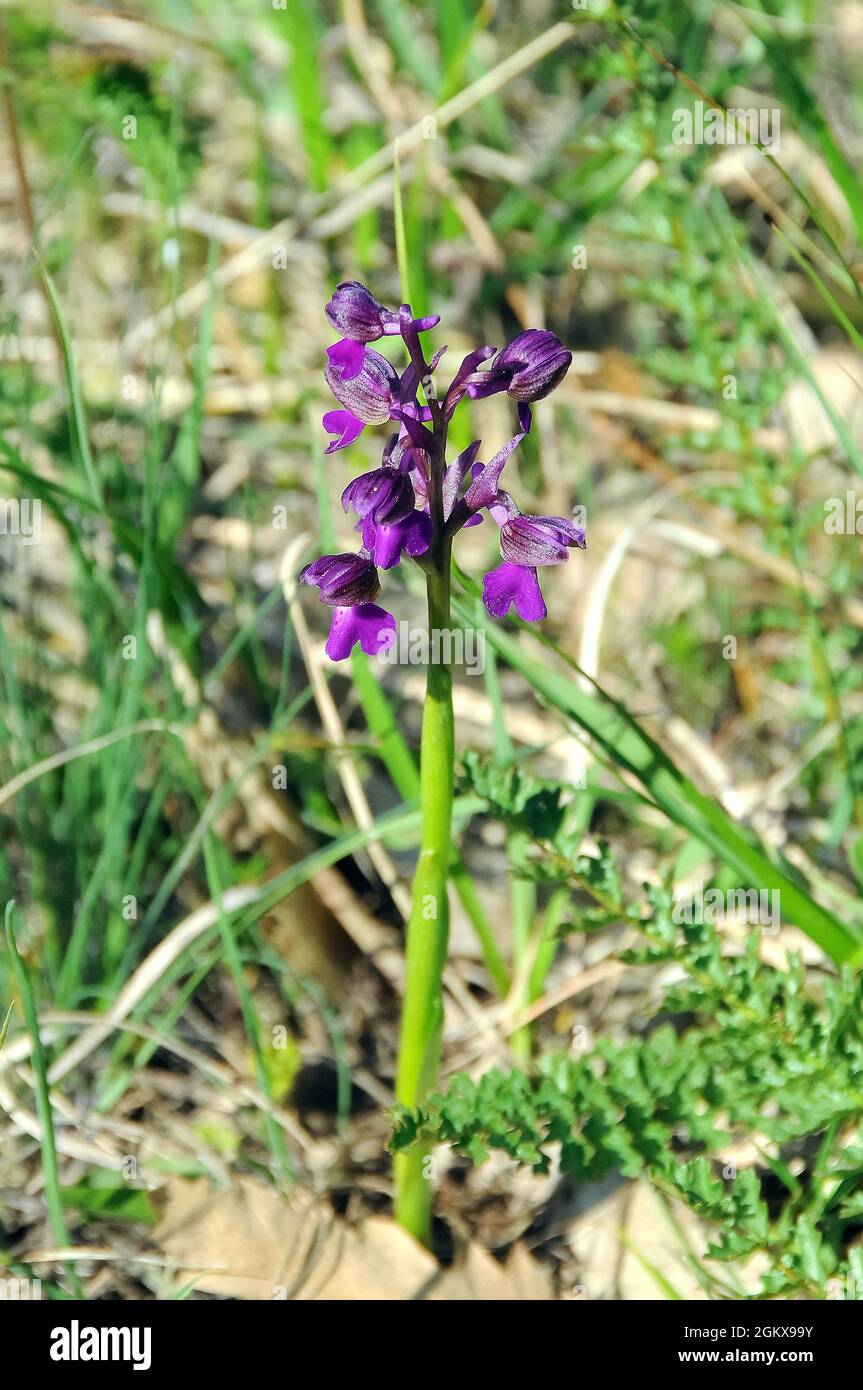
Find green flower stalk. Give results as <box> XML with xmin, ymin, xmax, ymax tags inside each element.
<box><xmin>394</xmin><ymin>559</ymin><xmax>455</xmax><ymax>1242</ymax></box>
<box><xmin>300</xmin><ymin>281</ymin><xmax>582</xmax><ymax>1244</ymax></box>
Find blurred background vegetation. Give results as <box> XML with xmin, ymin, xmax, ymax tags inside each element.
<box><xmin>1</xmin><ymin>0</ymin><xmax>863</xmax><ymax>1299</ymax></box>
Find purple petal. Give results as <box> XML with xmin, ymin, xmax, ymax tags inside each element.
<box><xmin>326</xmin><ymin>338</ymin><xmax>366</xmax><ymax>380</ymax></box>
<box><xmin>323</xmin><ymin>409</ymin><xmax>365</xmax><ymax>453</ymax></box>
<box><xmin>299</xmin><ymin>551</ymin><xmax>380</xmax><ymax>605</ymax></box>
<box><xmin>325</xmin><ymin>347</ymin><xmax>399</xmax><ymax>424</ymax></box>
<box><xmin>365</xmin><ymin>509</ymin><xmax>432</xmax><ymax>568</ymax></box>
<box><xmin>482</xmin><ymin>562</ymin><xmax>547</xmax><ymax>622</ymax></box>
<box><xmin>463</xmin><ymin>432</ymin><xmax>525</xmax><ymax>515</ymax></box>
<box><xmin>500</xmin><ymin>514</ymin><xmax>586</xmax><ymax>567</ymax></box>
<box><xmin>517</xmin><ymin>402</ymin><xmax>533</xmax><ymax>433</ymax></box>
<box><xmin>465</xmin><ymin>374</ymin><xmax>505</xmax><ymax>402</ymax></box>
<box><xmin>299</xmin><ymin>555</ymin><xmax>336</xmax><ymax>586</ymax></box>
<box><xmin>442</xmin><ymin>440</ymin><xmax>481</xmax><ymax>519</ymax></box>
<box><xmin>326</xmin><ymin>604</ymin><xmax>396</xmax><ymax>660</ymax></box>
<box><xmin>393</xmin><ymin>407</ymin><xmax>436</xmax><ymax>452</ymax></box>
<box><xmin>399</xmin><ymin>361</ymin><xmax>421</xmax><ymax>404</ymax></box>
<box><xmin>495</xmin><ymin>330</ymin><xmax>572</xmax><ymax>402</ymax></box>
<box><xmin>326</xmin><ymin>282</ymin><xmax>393</xmax><ymax>341</ymax></box>
<box><xmin>444</xmin><ymin>346</ymin><xmax>497</xmax><ymax>419</ymax></box>
<box><xmin>402</xmin><ymin>509</ymin><xmax>433</xmax><ymax>557</ymax></box>
<box><xmin>342</xmin><ymin>466</ymin><xmax>415</xmax><ymax>523</ymax></box>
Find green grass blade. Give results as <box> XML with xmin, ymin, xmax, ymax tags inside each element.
<box><xmin>452</xmin><ymin>594</ymin><xmax>863</xmax><ymax>967</ymax></box>
<box><xmin>37</xmin><ymin>264</ymin><xmax>103</xmax><ymax>510</ymax></box>
<box><xmin>4</xmin><ymin>903</ymin><xmax>83</xmax><ymax>1297</ymax></box>
<box><xmin>202</xmin><ymin>834</ymin><xmax>292</xmax><ymax>1181</ymax></box>
<box><xmin>279</xmin><ymin>0</ymin><xmax>331</xmax><ymax>192</ymax></box>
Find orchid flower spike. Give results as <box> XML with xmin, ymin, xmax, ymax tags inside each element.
<box><xmin>303</xmin><ymin>281</ymin><xmax>582</xmax><ymax>658</ymax></box>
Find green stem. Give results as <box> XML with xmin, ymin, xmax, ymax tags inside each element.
<box><xmin>394</xmin><ymin>562</ymin><xmax>454</xmax><ymax>1245</ymax></box>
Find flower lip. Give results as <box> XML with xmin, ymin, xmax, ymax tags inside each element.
<box><xmin>499</xmin><ymin>514</ymin><xmax>586</xmax><ymax>567</ymax></box>
<box><xmin>326</xmin><ymin>603</ymin><xmax>396</xmax><ymax>661</ymax></box>
<box><xmin>299</xmin><ymin>552</ymin><xmax>381</xmax><ymax>607</ymax></box>
<box><xmin>325</xmin><ymin>347</ymin><xmax>400</xmax><ymax>424</ymax></box>
<box><xmin>482</xmin><ymin>562</ymin><xmax>547</xmax><ymax>622</ymax></box>
<box><xmin>322</xmin><ymin>408</ymin><xmax>366</xmax><ymax>453</ymax></box>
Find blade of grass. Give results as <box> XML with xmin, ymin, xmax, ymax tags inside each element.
<box><xmin>202</xmin><ymin>834</ymin><xmax>292</xmax><ymax>1181</ymax></box>
<box><xmin>755</xmin><ymin>29</ymin><xmax>863</xmax><ymax>246</ymax></box>
<box><xmin>278</xmin><ymin>0</ymin><xmax>331</xmax><ymax>192</ymax></box>
<box><xmin>37</xmin><ymin>264</ymin><xmax>103</xmax><ymax>510</ymax></box>
<box><xmin>4</xmin><ymin>902</ymin><xmax>83</xmax><ymax>1297</ymax></box>
<box><xmin>371</xmin><ymin>0</ymin><xmax>441</xmax><ymax>94</ymax></box>
<box><xmin>732</xmin><ymin>235</ymin><xmax>863</xmax><ymax>480</ymax></box>
<box><xmin>452</xmin><ymin>590</ymin><xmax>863</xmax><ymax>966</ymax></box>
<box><xmin>768</xmin><ymin>221</ymin><xmax>863</xmax><ymax>356</ymax></box>
<box><xmin>393</xmin><ymin>142</ymin><xmax>412</xmax><ymax>305</ymax></box>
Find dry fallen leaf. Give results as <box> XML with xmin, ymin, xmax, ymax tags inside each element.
<box><xmin>153</xmin><ymin>1177</ymin><xmax>434</xmax><ymax>1299</ymax></box>
<box><xmin>565</xmin><ymin>1179</ymin><xmax>769</xmax><ymax>1300</ymax></box>
<box><xmin>425</xmin><ymin>1242</ymin><xmax>555</xmax><ymax>1300</ymax></box>
<box><xmin>566</xmin><ymin>1180</ymin><xmax>707</xmax><ymax>1300</ymax></box>
<box><xmin>153</xmin><ymin>1177</ymin><xmax>557</xmax><ymax>1300</ymax></box>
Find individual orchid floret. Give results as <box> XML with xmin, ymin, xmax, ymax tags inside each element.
<box><xmin>342</xmin><ymin>460</ymin><xmax>432</xmax><ymax>569</ymax></box>
<box><xmin>299</xmin><ymin>551</ymin><xmax>395</xmax><ymax>660</ymax></box>
<box><xmin>326</xmin><ymin>282</ymin><xmax>440</xmax><ymax>380</ymax></box>
<box><xmin>467</xmin><ymin>329</ymin><xmax>573</xmax><ymax>432</ymax></box>
<box><xmin>323</xmin><ymin>348</ymin><xmax>401</xmax><ymax>453</ymax></box>
<box><xmin>482</xmin><ymin>511</ymin><xmax>586</xmax><ymax>623</ymax></box>
<box><xmin>326</xmin><ymin>281</ymin><xmax>402</xmax><ymax>342</ymax></box>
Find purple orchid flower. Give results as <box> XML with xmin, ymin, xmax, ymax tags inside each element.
<box><xmin>298</xmin><ymin>551</ymin><xmax>396</xmax><ymax>661</ymax></box>
<box><xmin>298</xmin><ymin>551</ymin><xmax>381</xmax><ymax>606</ymax></box>
<box><xmin>466</xmin><ymin>329</ymin><xmax>572</xmax><ymax>432</ymax></box>
<box><xmin>342</xmin><ymin>457</ymin><xmax>432</xmax><ymax>569</ymax></box>
<box><xmin>483</xmin><ymin>512</ymin><xmax>586</xmax><ymax>622</ymax></box>
<box><xmin>326</xmin><ymin>282</ymin><xmax>440</xmax><ymax>381</ymax></box>
<box><xmin>302</xmin><ymin>281</ymin><xmax>582</xmax><ymax>659</ymax></box>
<box><xmin>323</xmin><ymin>348</ymin><xmax>401</xmax><ymax>453</ymax></box>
